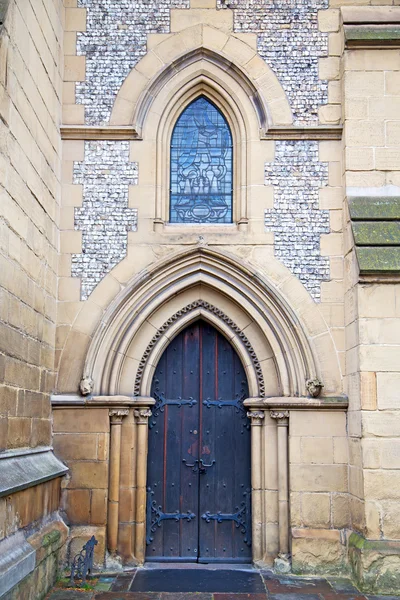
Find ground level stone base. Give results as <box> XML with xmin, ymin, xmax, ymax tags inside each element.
<box><xmin>349</xmin><ymin>532</ymin><xmax>400</xmax><ymax>596</ymax></box>
<box><xmin>291</xmin><ymin>533</ymin><xmax>349</xmax><ymax>577</ymax></box>
<box><xmin>46</xmin><ymin>568</ymin><xmax>400</xmax><ymax>599</ymax></box>
<box><xmin>3</xmin><ymin>520</ymin><xmax>68</xmax><ymax>600</ymax></box>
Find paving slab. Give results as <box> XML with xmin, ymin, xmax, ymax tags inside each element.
<box><xmin>263</xmin><ymin>576</ymin><xmax>333</xmax><ymax>596</ymax></box>
<box><xmin>327</xmin><ymin>578</ymin><xmax>361</xmax><ymax>594</ymax></box>
<box><xmin>161</xmin><ymin>594</ymin><xmax>213</xmax><ymax>599</ymax></box>
<box><xmin>94</xmin><ymin>594</ymin><xmax>161</xmax><ymax>600</ymax></box>
<box><xmin>214</xmin><ymin>594</ymin><xmax>267</xmax><ymax>599</ymax></box>
<box><xmin>47</xmin><ymin>591</ymin><xmax>94</xmax><ymax>600</ymax></box>
<box><xmin>323</xmin><ymin>594</ymin><xmax>368</xmax><ymax>600</ymax></box>
<box><xmin>110</xmin><ymin>573</ymin><xmax>137</xmax><ymax>592</ymax></box>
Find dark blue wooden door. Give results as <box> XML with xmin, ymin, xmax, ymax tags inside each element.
<box><xmin>146</xmin><ymin>320</ymin><xmax>252</xmax><ymax>563</ymax></box>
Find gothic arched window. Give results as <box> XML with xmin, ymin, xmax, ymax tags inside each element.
<box><xmin>170</xmin><ymin>96</ymin><xmax>233</xmax><ymax>224</ymax></box>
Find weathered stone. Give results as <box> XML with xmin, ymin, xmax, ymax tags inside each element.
<box><xmin>353</xmin><ymin>221</ymin><xmax>400</xmax><ymax>246</ymax></box>
<box><xmin>356</xmin><ymin>247</ymin><xmax>400</xmax><ymax>273</ymax></box>
<box><xmin>349</xmin><ymin>196</ymin><xmax>400</xmax><ymax>221</ymax></box>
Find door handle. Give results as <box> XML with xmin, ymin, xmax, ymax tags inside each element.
<box><xmin>182</xmin><ymin>459</ymin><xmax>199</xmax><ymax>473</ymax></box>
<box><xmin>199</xmin><ymin>459</ymin><xmax>215</xmax><ymax>474</ymax></box>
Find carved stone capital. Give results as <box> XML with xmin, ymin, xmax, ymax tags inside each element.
<box><xmin>134</xmin><ymin>408</ymin><xmax>152</xmax><ymax>425</ymax></box>
<box><xmin>109</xmin><ymin>408</ymin><xmax>129</xmax><ymax>424</ymax></box>
<box><xmin>247</xmin><ymin>410</ymin><xmax>265</xmax><ymax>426</ymax></box>
<box><xmin>270</xmin><ymin>410</ymin><xmax>289</xmax><ymax>424</ymax></box>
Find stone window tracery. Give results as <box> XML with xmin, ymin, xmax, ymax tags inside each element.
<box><xmin>169</xmin><ymin>96</ymin><xmax>233</xmax><ymax>224</ymax></box>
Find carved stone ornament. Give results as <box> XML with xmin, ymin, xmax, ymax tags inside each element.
<box><xmin>80</xmin><ymin>375</ymin><xmax>94</xmax><ymax>396</ymax></box>
<box><xmin>109</xmin><ymin>408</ymin><xmax>129</xmax><ymax>423</ymax></box>
<box><xmin>247</xmin><ymin>411</ymin><xmax>265</xmax><ymax>426</ymax></box>
<box><xmin>270</xmin><ymin>410</ymin><xmax>290</xmax><ymax>421</ymax></box>
<box><xmin>197</xmin><ymin>235</ymin><xmax>208</xmax><ymax>246</ymax></box>
<box><xmin>134</xmin><ymin>408</ymin><xmax>152</xmax><ymax>425</ymax></box>
<box><xmin>306</xmin><ymin>377</ymin><xmax>324</xmax><ymax>398</ymax></box>
<box><xmin>134</xmin><ymin>300</ymin><xmax>265</xmax><ymax>397</ymax></box>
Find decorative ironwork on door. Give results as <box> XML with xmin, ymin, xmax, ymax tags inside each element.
<box><xmin>170</xmin><ymin>96</ymin><xmax>233</xmax><ymax>224</ymax></box>
<box><xmin>146</xmin><ymin>320</ymin><xmax>252</xmax><ymax>563</ymax></box>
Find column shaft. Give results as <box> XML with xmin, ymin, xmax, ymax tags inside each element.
<box><xmin>107</xmin><ymin>409</ymin><xmax>129</xmax><ymax>555</ymax></box>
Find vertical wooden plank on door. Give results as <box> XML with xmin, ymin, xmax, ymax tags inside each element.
<box><xmin>180</xmin><ymin>323</ymin><xmax>200</xmax><ymax>560</ymax></box>
<box><xmin>146</xmin><ymin>350</ymin><xmax>166</xmax><ymax>560</ymax></box>
<box><xmin>163</xmin><ymin>329</ymin><xmax>183</xmax><ymax>559</ymax></box>
<box><xmin>214</xmin><ymin>329</ymin><xmax>235</xmax><ymax>561</ymax></box>
<box><xmin>198</xmin><ymin>322</ymin><xmax>217</xmax><ymax>562</ymax></box>
<box><xmin>233</xmin><ymin>351</ymin><xmax>252</xmax><ymax>562</ymax></box>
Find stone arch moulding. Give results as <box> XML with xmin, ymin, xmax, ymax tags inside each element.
<box><xmin>109</xmin><ymin>24</ymin><xmax>293</xmax><ymax>132</ymax></box>
<box><xmin>134</xmin><ymin>300</ymin><xmax>266</xmax><ymax>398</ymax></box>
<box><xmin>82</xmin><ymin>247</ymin><xmax>328</xmax><ymax>400</ymax></box>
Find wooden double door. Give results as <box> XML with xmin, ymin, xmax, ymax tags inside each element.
<box><xmin>146</xmin><ymin>320</ymin><xmax>252</xmax><ymax>563</ymax></box>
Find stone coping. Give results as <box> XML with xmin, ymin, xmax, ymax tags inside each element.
<box><xmin>349</xmin><ymin>197</ymin><xmax>400</xmax><ymax>274</ymax></box>
<box><xmin>51</xmin><ymin>394</ymin><xmax>348</xmax><ymax>410</ymax></box>
<box><xmin>342</xmin><ymin>8</ymin><xmax>400</xmax><ymax>47</ymax></box>
<box><xmin>349</xmin><ymin>531</ymin><xmax>400</xmax><ymax>552</ymax></box>
<box><xmin>349</xmin><ymin>196</ymin><xmax>400</xmax><ymax>221</ymax></box>
<box><xmin>244</xmin><ymin>396</ymin><xmax>348</xmax><ymax>410</ymax></box>
<box><xmin>261</xmin><ymin>126</ymin><xmax>342</xmax><ymax>141</ymax></box>
<box><xmin>0</xmin><ymin>532</ymin><xmax>36</xmax><ymax>598</ymax></box>
<box><xmin>0</xmin><ymin>448</ymin><xmax>68</xmax><ymax>498</ymax></box>
<box><xmin>61</xmin><ymin>126</ymin><xmax>140</xmax><ymax>140</ymax></box>
<box><xmin>342</xmin><ymin>7</ymin><xmax>400</xmax><ymax>24</ymax></box>
<box><xmin>51</xmin><ymin>395</ymin><xmax>156</xmax><ymax>408</ymax></box>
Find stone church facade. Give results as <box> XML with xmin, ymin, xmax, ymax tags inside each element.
<box><xmin>1</xmin><ymin>0</ymin><xmax>400</xmax><ymax>597</ymax></box>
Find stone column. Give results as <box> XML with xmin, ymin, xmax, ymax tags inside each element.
<box><xmin>270</xmin><ymin>410</ymin><xmax>291</xmax><ymax>573</ymax></box>
<box><xmin>134</xmin><ymin>407</ymin><xmax>152</xmax><ymax>563</ymax></box>
<box><xmin>247</xmin><ymin>410</ymin><xmax>265</xmax><ymax>563</ymax></box>
<box><xmin>108</xmin><ymin>408</ymin><xmax>129</xmax><ymax>555</ymax></box>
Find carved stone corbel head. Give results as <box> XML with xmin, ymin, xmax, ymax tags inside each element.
<box><xmin>306</xmin><ymin>377</ymin><xmax>324</xmax><ymax>398</ymax></box>
<box><xmin>80</xmin><ymin>375</ymin><xmax>94</xmax><ymax>396</ymax></box>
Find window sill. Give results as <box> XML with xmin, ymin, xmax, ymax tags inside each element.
<box><xmin>154</xmin><ymin>219</ymin><xmax>248</xmax><ymax>234</ymax></box>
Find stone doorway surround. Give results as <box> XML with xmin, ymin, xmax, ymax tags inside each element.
<box><xmin>52</xmin><ymin>246</ymin><xmax>347</xmax><ymax>569</ymax></box>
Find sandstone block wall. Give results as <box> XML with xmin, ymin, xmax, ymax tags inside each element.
<box><xmin>0</xmin><ymin>2</ymin><xmax>67</xmax><ymax>599</ymax></box>
<box><xmin>0</xmin><ymin>0</ymin><xmax>63</xmax><ymax>452</ymax></box>
<box><xmin>53</xmin><ymin>407</ymin><xmax>110</xmax><ymax>565</ymax></box>
<box><xmin>289</xmin><ymin>410</ymin><xmax>349</xmax><ymax>574</ymax></box>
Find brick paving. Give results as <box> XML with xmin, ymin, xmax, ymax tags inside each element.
<box><xmin>46</xmin><ymin>570</ymin><xmax>400</xmax><ymax>600</ymax></box>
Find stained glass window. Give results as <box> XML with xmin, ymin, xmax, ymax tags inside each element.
<box><xmin>170</xmin><ymin>96</ymin><xmax>233</xmax><ymax>224</ymax></box>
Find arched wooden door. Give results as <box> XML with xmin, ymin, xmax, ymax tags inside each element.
<box><xmin>146</xmin><ymin>320</ymin><xmax>252</xmax><ymax>563</ymax></box>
